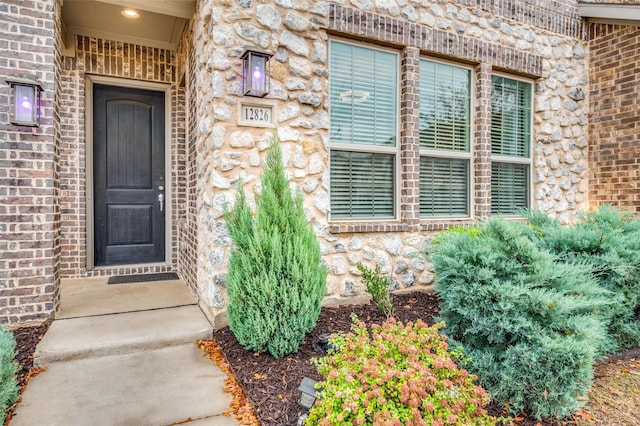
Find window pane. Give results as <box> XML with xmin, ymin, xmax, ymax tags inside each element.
<box><xmin>419</xmin><ymin>61</ymin><xmax>471</xmax><ymax>151</ymax></box>
<box><xmin>420</xmin><ymin>157</ymin><xmax>469</xmax><ymax>217</ymax></box>
<box><xmin>330</xmin><ymin>151</ymin><xmax>395</xmax><ymax>219</ymax></box>
<box><xmin>491</xmin><ymin>76</ymin><xmax>531</xmax><ymax>157</ymax></box>
<box><xmin>330</xmin><ymin>42</ymin><xmax>397</xmax><ymax>147</ymax></box>
<box><xmin>491</xmin><ymin>162</ymin><xmax>529</xmax><ymax>215</ymax></box>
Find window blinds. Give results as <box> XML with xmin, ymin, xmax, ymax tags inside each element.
<box><xmin>419</xmin><ymin>61</ymin><xmax>471</xmax><ymax>152</ymax></box>
<box><xmin>420</xmin><ymin>156</ymin><xmax>469</xmax><ymax>217</ymax></box>
<box><xmin>330</xmin><ymin>42</ymin><xmax>397</xmax><ymax>147</ymax></box>
<box><xmin>419</xmin><ymin>60</ymin><xmax>471</xmax><ymax>217</ymax></box>
<box><xmin>491</xmin><ymin>76</ymin><xmax>531</xmax><ymax>158</ymax></box>
<box><xmin>491</xmin><ymin>76</ymin><xmax>532</xmax><ymax>214</ymax></box>
<box><xmin>330</xmin><ymin>151</ymin><xmax>395</xmax><ymax>219</ymax></box>
<box><xmin>491</xmin><ymin>162</ymin><xmax>529</xmax><ymax>215</ymax></box>
<box><xmin>329</xmin><ymin>41</ymin><xmax>398</xmax><ymax>219</ymax></box>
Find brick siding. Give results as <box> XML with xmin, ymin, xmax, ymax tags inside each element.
<box><xmin>589</xmin><ymin>23</ymin><xmax>640</xmax><ymax>212</ymax></box>
<box><xmin>473</xmin><ymin>63</ymin><xmax>493</xmax><ymax>218</ymax></box>
<box><xmin>58</xmin><ymin>35</ymin><xmax>182</xmax><ymax>278</ymax></box>
<box><xmin>176</xmin><ymin>23</ymin><xmax>197</xmax><ymax>295</ymax></box>
<box><xmin>399</xmin><ymin>46</ymin><xmax>421</xmax><ymax>229</ymax></box>
<box><xmin>0</xmin><ymin>0</ymin><xmax>60</xmax><ymax>324</ymax></box>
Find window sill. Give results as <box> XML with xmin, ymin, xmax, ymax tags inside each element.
<box><xmin>329</xmin><ymin>222</ymin><xmax>409</xmax><ymax>234</ymax></box>
<box><xmin>329</xmin><ymin>218</ymin><xmax>483</xmax><ymax>234</ymax></box>
<box><xmin>419</xmin><ymin>218</ymin><xmax>478</xmax><ymax>232</ymax></box>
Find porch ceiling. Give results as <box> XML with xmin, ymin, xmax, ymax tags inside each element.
<box><xmin>61</xmin><ymin>0</ymin><xmax>195</xmax><ymax>54</ymax></box>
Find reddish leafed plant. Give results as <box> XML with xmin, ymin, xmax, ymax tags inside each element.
<box><xmin>306</xmin><ymin>315</ymin><xmax>496</xmax><ymax>426</ymax></box>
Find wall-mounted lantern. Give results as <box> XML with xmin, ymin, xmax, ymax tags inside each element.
<box><xmin>5</xmin><ymin>74</ymin><xmax>43</xmax><ymax>127</ymax></box>
<box><xmin>241</xmin><ymin>48</ymin><xmax>273</xmax><ymax>98</ymax></box>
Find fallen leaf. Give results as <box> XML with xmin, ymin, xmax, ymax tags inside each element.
<box><xmin>574</xmin><ymin>408</ymin><xmax>594</xmax><ymax>421</ymax></box>
<box><xmin>198</xmin><ymin>339</ymin><xmax>260</xmax><ymax>426</ymax></box>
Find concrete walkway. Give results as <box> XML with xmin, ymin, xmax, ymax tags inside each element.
<box><xmin>10</xmin><ymin>278</ymin><xmax>239</xmax><ymax>426</ymax></box>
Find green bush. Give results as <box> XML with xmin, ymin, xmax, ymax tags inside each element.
<box><xmin>224</xmin><ymin>133</ymin><xmax>327</xmax><ymax>358</ymax></box>
<box><xmin>357</xmin><ymin>263</ymin><xmax>394</xmax><ymax>319</ymax></box>
<box><xmin>307</xmin><ymin>315</ymin><xmax>495</xmax><ymax>426</ymax></box>
<box><xmin>429</xmin><ymin>218</ymin><xmax>614</xmax><ymax>419</ymax></box>
<box><xmin>1</xmin><ymin>326</ymin><xmax>18</xmax><ymax>425</ymax></box>
<box><xmin>527</xmin><ymin>206</ymin><xmax>640</xmax><ymax>350</ymax></box>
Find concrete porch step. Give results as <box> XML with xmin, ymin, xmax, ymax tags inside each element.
<box><xmin>35</xmin><ymin>305</ymin><xmax>213</xmax><ymax>365</ymax></box>
<box><xmin>11</xmin><ymin>343</ymin><xmax>234</xmax><ymax>426</ymax></box>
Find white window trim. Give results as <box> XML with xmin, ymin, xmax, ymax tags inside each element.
<box><xmin>418</xmin><ymin>57</ymin><xmax>475</xmax><ymax>220</ymax></box>
<box><xmin>490</xmin><ymin>72</ymin><xmax>534</xmax><ymax>216</ymax></box>
<box><xmin>328</xmin><ymin>38</ymin><xmax>401</xmax><ymax>222</ymax></box>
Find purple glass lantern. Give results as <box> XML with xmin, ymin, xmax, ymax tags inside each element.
<box><xmin>5</xmin><ymin>74</ymin><xmax>43</xmax><ymax>127</ymax></box>
<box><xmin>241</xmin><ymin>48</ymin><xmax>273</xmax><ymax>98</ymax></box>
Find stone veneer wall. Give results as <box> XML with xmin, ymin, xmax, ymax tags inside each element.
<box><xmin>0</xmin><ymin>0</ymin><xmax>61</xmax><ymax>324</ymax></box>
<box><xmin>588</xmin><ymin>23</ymin><xmax>640</xmax><ymax>213</ymax></box>
<box><xmin>58</xmin><ymin>36</ymin><xmax>184</xmax><ymax>278</ymax></box>
<box><xmin>190</xmin><ymin>0</ymin><xmax>590</xmax><ymax>327</ymax></box>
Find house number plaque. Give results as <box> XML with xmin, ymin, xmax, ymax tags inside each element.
<box><xmin>238</xmin><ymin>102</ymin><xmax>274</xmax><ymax>127</ymax></box>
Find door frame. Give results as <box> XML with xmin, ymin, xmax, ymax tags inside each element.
<box><xmin>85</xmin><ymin>75</ymin><xmax>172</xmax><ymax>270</ymax></box>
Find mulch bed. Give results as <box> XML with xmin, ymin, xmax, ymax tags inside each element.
<box><xmin>10</xmin><ymin>321</ymin><xmax>51</xmax><ymax>389</ymax></box>
<box><xmin>214</xmin><ymin>292</ymin><xmax>574</xmax><ymax>426</ymax></box>
<box><xmin>4</xmin><ymin>321</ymin><xmax>51</xmax><ymax>426</ymax></box>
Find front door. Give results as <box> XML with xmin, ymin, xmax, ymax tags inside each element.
<box><xmin>93</xmin><ymin>84</ymin><xmax>165</xmax><ymax>266</ymax></box>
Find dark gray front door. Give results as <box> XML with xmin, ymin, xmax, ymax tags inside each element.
<box><xmin>93</xmin><ymin>84</ymin><xmax>165</xmax><ymax>266</ymax></box>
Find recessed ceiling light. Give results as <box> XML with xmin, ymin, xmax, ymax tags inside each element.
<box><xmin>121</xmin><ymin>9</ymin><xmax>140</xmax><ymax>19</ymax></box>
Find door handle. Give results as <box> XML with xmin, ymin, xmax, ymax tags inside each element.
<box><xmin>158</xmin><ymin>193</ymin><xmax>164</xmax><ymax>212</ymax></box>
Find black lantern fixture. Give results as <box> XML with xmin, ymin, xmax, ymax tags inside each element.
<box><xmin>5</xmin><ymin>74</ymin><xmax>43</xmax><ymax>127</ymax></box>
<box><xmin>241</xmin><ymin>48</ymin><xmax>273</xmax><ymax>98</ymax></box>
<box><xmin>298</xmin><ymin>377</ymin><xmax>319</xmax><ymax>410</ymax></box>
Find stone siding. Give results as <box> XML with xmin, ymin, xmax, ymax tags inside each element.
<box><xmin>588</xmin><ymin>23</ymin><xmax>640</xmax><ymax>212</ymax></box>
<box><xmin>0</xmin><ymin>0</ymin><xmax>61</xmax><ymax>324</ymax></box>
<box><xmin>190</xmin><ymin>0</ymin><xmax>590</xmax><ymax>327</ymax></box>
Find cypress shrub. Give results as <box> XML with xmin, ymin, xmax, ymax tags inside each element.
<box><xmin>429</xmin><ymin>219</ymin><xmax>614</xmax><ymax>419</ymax></box>
<box><xmin>0</xmin><ymin>327</ymin><xmax>18</xmax><ymax>424</ymax></box>
<box><xmin>527</xmin><ymin>205</ymin><xmax>640</xmax><ymax>350</ymax></box>
<box><xmin>224</xmin><ymin>134</ymin><xmax>327</xmax><ymax>358</ymax></box>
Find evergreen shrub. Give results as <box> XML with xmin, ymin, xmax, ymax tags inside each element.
<box><xmin>429</xmin><ymin>219</ymin><xmax>614</xmax><ymax>419</ymax></box>
<box><xmin>357</xmin><ymin>263</ymin><xmax>394</xmax><ymax>319</ymax></box>
<box><xmin>527</xmin><ymin>205</ymin><xmax>640</xmax><ymax>350</ymax></box>
<box><xmin>307</xmin><ymin>315</ymin><xmax>495</xmax><ymax>426</ymax></box>
<box><xmin>224</xmin><ymin>134</ymin><xmax>327</xmax><ymax>358</ymax></box>
<box><xmin>0</xmin><ymin>326</ymin><xmax>18</xmax><ymax>424</ymax></box>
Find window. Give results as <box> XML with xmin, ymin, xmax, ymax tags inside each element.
<box><xmin>419</xmin><ymin>60</ymin><xmax>471</xmax><ymax>217</ymax></box>
<box><xmin>490</xmin><ymin>75</ymin><xmax>532</xmax><ymax>215</ymax></box>
<box><xmin>329</xmin><ymin>41</ymin><xmax>398</xmax><ymax>219</ymax></box>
